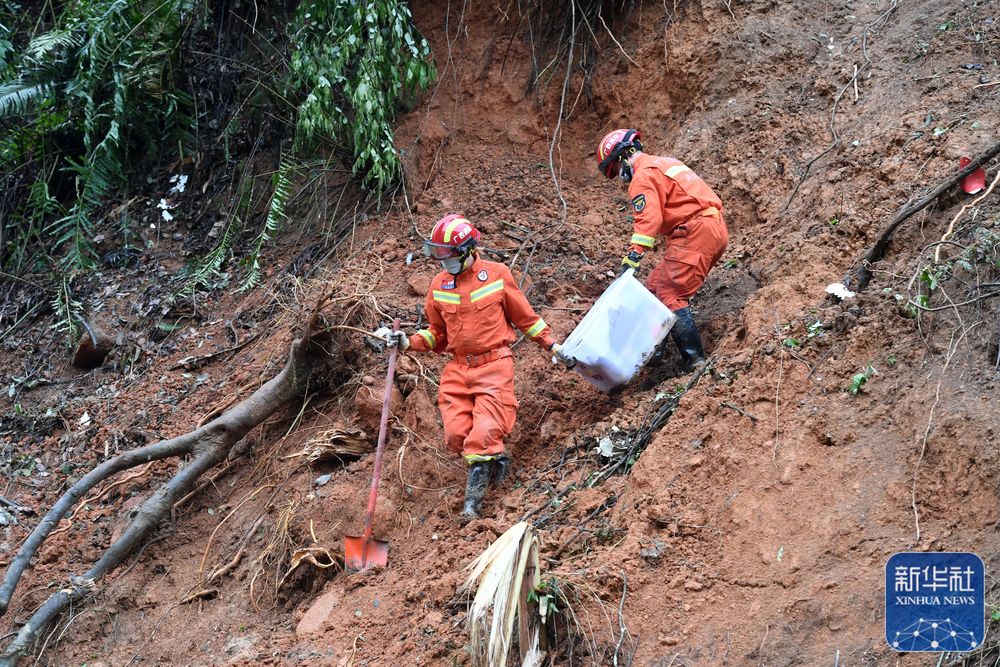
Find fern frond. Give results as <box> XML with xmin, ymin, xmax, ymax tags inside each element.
<box><xmin>182</xmin><ymin>215</ymin><xmax>238</xmax><ymax>293</ymax></box>
<box><xmin>49</xmin><ymin>276</ymin><xmax>83</xmax><ymax>346</ymax></box>
<box><xmin>0</xmin><ymin>80</ymin><xmax>54</xmax><ymax>117</ymax></box>
<box><xmin>26</xmin><ymin>29</ymin><xmax>81</xmax><ymax>60</ymax></box>
<box><xmin>240</xmin><ymin>154</ymin><xmax>296</xmax><ymax>291</ymax></box>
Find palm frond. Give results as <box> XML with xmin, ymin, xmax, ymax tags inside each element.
<box><xmin>0</xmin><ymin>80</ymin><xmax>54</xmax><ymax>117</ymax></box>
<box><xmin>462</xmin><ymin>522</ymin><xmax>544</xmax><ymax>667</ymax></box>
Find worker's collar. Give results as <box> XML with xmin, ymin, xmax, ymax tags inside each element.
<box><xmin>631</xmin><ymin>152</ymin><xmax>651</xmax><ymax>171</ymax></box>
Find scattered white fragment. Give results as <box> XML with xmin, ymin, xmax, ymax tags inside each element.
<box><xmin>79</xmin><ymin>412</ymin><xmax>91</xmax><ymax>426</ymax></box>
<box><xmin>826</xmin><ymin>282</ymin><xmax>855</xmax><ymax>299</ymax></box>
<box><xmin>598</xmin><ymin>437</ymin><xmax>615</xmax><ymax>458</ymax></box>
<box><xmin>168</xmin><ymin>174</ymin><xmax>188</xmax><ymax>194</ymax></box>
<box><xmin>161</xmin><ymin>210</ymin><xmax>173</xmax><ymax>222</ymax></box>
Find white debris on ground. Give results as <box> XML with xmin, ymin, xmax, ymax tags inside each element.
<box><xmin>825</xmin><ymin>282</ymin><xmax>855</xmax><ymax>300</ymax></box>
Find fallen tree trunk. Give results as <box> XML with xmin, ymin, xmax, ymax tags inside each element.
<box><xmin>0</xmin><ymin>310</ymin><xmax>328</xmax><ymax>666</ymax></box>
<box><xmin>854</xmin><ymin>140</ymin><xmax>1000</xmax><ymax>291</ymax></box>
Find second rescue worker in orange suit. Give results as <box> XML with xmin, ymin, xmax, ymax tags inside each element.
<box><xmin>376</xmin><ymin>214</ymin><xmax>572</xmax><ymax>519</ymax></box>
<box><xmin>596</xmin><ymin>128</ymin><xmax>729</xmax><ymax>368</ymax></box>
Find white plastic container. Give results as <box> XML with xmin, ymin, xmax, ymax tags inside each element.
<box><xmin>560</xmin><ymin>270</ymin><xmax>676</xmax><ymax>392</ymax></box>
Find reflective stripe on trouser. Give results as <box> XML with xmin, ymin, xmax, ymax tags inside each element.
<box><xmin>437</xmin><ymin>356</ymin><xmax>518</xmax><ymax>461</ymax></box>
<box><xmin>646</xmin><ymin>214</ymin><xmax>729</xmax><ymax>311</ymax></box>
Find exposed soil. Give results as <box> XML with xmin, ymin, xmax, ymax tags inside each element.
<box><xmin>2</xmin><ymin>0</ymin><xmax>1000</xmax><ymax>665</ymax></box>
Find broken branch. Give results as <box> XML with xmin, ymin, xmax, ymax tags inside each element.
<box><xmin>855</xmin><ymin>140</ymin><xmax>1000</xmax><ymax>291</ymax></box>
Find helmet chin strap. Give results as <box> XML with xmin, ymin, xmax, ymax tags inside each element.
<box><xmin>618</xmin><ymin>159</ymin><xmax>633</xmax><ymax>183</ymax></box>
<box><xmin>442</xmin><ymin>250</ymin><xmax>475</xmax><ymax>275</ymax></box>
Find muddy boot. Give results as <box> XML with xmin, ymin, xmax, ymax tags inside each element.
<box><xmin>670</xmin><ymin>307</ymin><xmax>706</xmax><ymax>370</ymax></box>
<box><xmin>461</xmin><ymin>461</ymin><xmax>491</xmax><ymax>520</ymax></box>
<box><xmin>490</xmin><ymin>455</ymin><xmax>511</xmax><ymax>485</ymax></box>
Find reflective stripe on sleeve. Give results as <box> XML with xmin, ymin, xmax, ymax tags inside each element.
<box><xmin>417</xmin><ymin>329</ymin><xmax>436</xmax><ymax>348</ymax></box>
<box><xmin>630</xmin><ymin>233</ymin><xmax>656</xmax><ymax>248</ymax></box>
<box><xmin>524</xmin><ymin>318</ymin><xmax>547</xmax><ymax>338</ymax></box>
<box><xmin>664</xmin><ymin>164</ymin><xmax>691</xmax><ymax>179</ymax></box>
<box><xmin>470</xmin><ymin>279</ymin><xmax>504</xmax><ymax>303</ymax></box>
<box><xmin>432</xmin><ymin>290</ymin><xmax>461</xmax><ymax>304</ymax></box>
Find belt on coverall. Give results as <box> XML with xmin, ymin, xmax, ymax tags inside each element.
<box><xmin>459</xmin><ymin>346</ymin><xmax>513</xmax><ymax>368</ymax></box>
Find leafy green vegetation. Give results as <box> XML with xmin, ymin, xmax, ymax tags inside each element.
<box><xmin>1</xmin><ymin>0</ymin><xmax>435</xmax><ymax>298</ymax></box>
<box><xmin>849</xmin><ymin>364</ymin><xmax>877</xmax><ymax>395</ymax></box>
<box><xmin>0</xmin><ymin>0</ymin><xmax>201</xmax><ymax>273</ymax></box>
<box><xmin>288</xmin><ymin>0</ymin><xmax>434</xmax><ymax>192</ymax></box>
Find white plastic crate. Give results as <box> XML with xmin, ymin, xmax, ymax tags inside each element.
<box><xmin>559</xmin><ymin>270</ymin><xmax>676</xmax><ymax>392</ymax></box>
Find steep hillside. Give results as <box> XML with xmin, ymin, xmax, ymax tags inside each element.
<box><xmin>1</xmin><ymin>0</ymin><xmax>998</xmax><ymax>665</ymax></box>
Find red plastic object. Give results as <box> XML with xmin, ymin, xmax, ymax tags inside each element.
<box><xmin>959</xmin><ymin>156</ymin><xmax>987</xmax><ymax>194</ymax></box>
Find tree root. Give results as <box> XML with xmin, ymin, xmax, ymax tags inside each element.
<box><xmin>0</xmin><ymin>311</ymin><xmax>329</xmax><ymax>666</ymax></box>
<box><xmin>853</xmin><ymin>140</ymin><xmax>1000</xmax><ymax>291</ymax></box>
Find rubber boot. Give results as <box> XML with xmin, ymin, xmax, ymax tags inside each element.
<box><xmin>490</xmin><ymin>455</ymin><xmax>511</xmax><ymax>485</ymax></box>
<box><xmin>461</xmin><ymin>461</ymin><xmax>491</xmax><ymax>519</ymax></box>
<box><xmin>670</xmin><ymin>307</ymin><xmax>706</xmax><ymax>369</ymax></box>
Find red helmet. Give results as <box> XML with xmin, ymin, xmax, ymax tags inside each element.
<box><xmin>423</xmin><ymin>214</ymin><xmax>481</xmax><ymax>259</ymax></box>
<box><xmin>597</xmin><ymin>128</ymin><xmax>643</xmax><ymax>178</ymax></box>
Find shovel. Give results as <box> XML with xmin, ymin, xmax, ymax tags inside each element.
<box><xmin>344</xmin><ymin>318</ymin><xmax>400</xmax><ymax>572</ymax></box>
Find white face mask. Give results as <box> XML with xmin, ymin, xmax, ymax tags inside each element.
<box><xmin>441</xmin><ymin>255</ymin><xmax>467</xmax><ymax>275</ymax></box>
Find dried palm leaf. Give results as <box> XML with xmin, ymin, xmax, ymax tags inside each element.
<box><xmin>278</xmin><ymin>546</ymin><xmax>342</xmax><ymax>588</ymax></box>
<box><xmin>462</xmin><ymin>521</ymin><xmax>544</xmax><ymax>667</ymax></box>
<box><xmin>285</xmin><ymin>427</ymin><xmax>370</xmax><ymax>463</ymax></box>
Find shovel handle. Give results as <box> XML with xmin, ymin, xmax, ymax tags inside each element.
<box><xmin>360</xmin><ymin>318</ymin><xmax>400</xmax><ymax>545</ymax></box>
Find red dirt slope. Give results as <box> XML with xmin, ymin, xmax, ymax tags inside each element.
<box><xmin>1</xmin><ymin>0</ymin><xmax>999</xmax><ymax>665</ymax></box>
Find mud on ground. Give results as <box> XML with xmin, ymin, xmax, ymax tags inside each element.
<box><xmin>1</xmin><ymin>0</ymin><xmax>999</xmax><ymax>665</ymax></box>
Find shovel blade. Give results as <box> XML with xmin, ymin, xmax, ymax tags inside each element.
<box><xmin>343</xmin><ymin>535</ymin><xmax>389</xmax><ymax>572</ymax></box>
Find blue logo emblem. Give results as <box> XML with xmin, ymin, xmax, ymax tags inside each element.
<box><xmin>631</xmin><ymin>194</ymin><xmax>646</xmax><ymax>212</ymax></box>
<box><xmin>886</xmin><ymin>552</ymin><xmax>984</xmax><ymax>652</ymax></box>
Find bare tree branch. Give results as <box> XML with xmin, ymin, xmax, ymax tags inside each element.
<box><xmin>0</xmin><ymin>314</ymin><xmax>327</xmax><ymax>666</ymax></box>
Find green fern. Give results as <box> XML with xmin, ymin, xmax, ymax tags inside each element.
<box><xmin>184</xmin><ymin>217</ymin><xmax>238</xmax><ymax>293</ymax></box>
<box><xmin>0</xmin><ymin>80</ymin><xmax>54</xmax><ymax>116</ymax></box>
<box><xmin>181</xmin><ymin>166</ymin><xmax>256</xmax><ymax>294</ymax></box>
<box><xmin>26</xmin><ymin>29</ymin><xmax>81</xmax><ymax>60</ymax></box>
<box><xmin>240</xmin><ymin>154</ymin><xmax>296</xmax><ymax>291</ymax></box>
<box><xmin>0</xmin><ymin>0</ymin><xmax>204</xmax><ymax>274</ymax></box>
<box><xmin>50</xmin><ymin>277</ymin><xmax>83</xmax><ymax>347</ymax></box>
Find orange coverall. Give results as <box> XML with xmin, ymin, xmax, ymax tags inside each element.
<box><xmin>626</xmin><ymin>153</ymin><xmax>729</xmax><ymax>311</ymax></box>
<box><xmin>407</xmin><ymin>256</ymin><xmax>555</xmax><ymax>462</ymax></box>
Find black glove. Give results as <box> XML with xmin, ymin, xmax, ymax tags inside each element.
<box><xmin>619</xmin><ymin>249</ymin><xmax>644</xmax><ymax>276</ymax></box>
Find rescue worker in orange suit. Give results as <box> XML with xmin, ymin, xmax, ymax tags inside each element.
<box><xmin>596</xmin><ymin>128</ymin><xmax>729</xmax><ymax>368</ymax></box>
<box><xmin>375</xmin><ymin>214</ymin><xmax>571</xmax><ymax>519</ymax></box>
